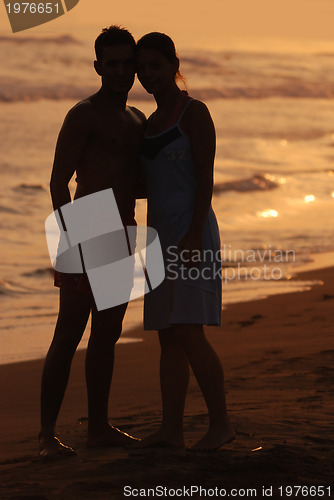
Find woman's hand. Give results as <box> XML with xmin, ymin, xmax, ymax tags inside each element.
<box><xmin>177</xmin><ymin>229</ymin><xmax>203</xmax><ymax>267</ymax></box>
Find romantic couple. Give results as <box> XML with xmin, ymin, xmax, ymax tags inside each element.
<box><xmin>39</xmin><ymin>25</ymin><xmax>235</xmax><ymax>457</ymax></box>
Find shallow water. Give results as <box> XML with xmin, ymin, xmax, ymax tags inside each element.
<box><xmin>0</xmin><ymin>35</ymin><xmax>333</xmax><ymax>364</ymax></box>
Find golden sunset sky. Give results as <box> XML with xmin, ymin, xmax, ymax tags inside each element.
<box><xmin>1</xmin><ymin>0</ymin><xmax>334</xmax><ymax>51</ymax></box>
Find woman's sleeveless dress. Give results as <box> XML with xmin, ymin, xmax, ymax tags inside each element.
<box><xmin>141</xmin><ymin>100</ymin><xmax>222</xmax><ymax>330</ymax></box>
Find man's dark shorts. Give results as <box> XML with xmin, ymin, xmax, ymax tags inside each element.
<box><xmin>54</xmin><ymin>271</ymin><xmax>92</xmax><ymax>294</ymax></box>
<box><xmin>54</xmin><ymin>220</ymin><xmax>137</xmax><ymax>298</ymax></box>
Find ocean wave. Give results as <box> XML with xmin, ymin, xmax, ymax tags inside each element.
<box><xmin>1</xmin><ymin>45</ymin><xmax>334</xmax><ymax>102</ymax></box>
<box><xmin>0</xmin><ymin>84</ymin><xmax>96</xmax><ymax>103</ymax></box>
<box><xmin>214</xmin><ymin>174</ymin><xmax>279</xmax><ymax>194</ymax></box>
<box><xmin>13</xmin><ymin>183</ymin><xmax>47</xmax><ymax>191</ymax></box>
<box><xmin>0</xmin><ymin>34</ymin><xmax>81</xmax><ymax>45</ymax></box>
<box><xmin>0</xmin><ymin>204</ymin><xmax>21</xmax><ymax>214</ymax></box>
<box><xmin>1</xmin><ymin>84</ymin><xmax>334</xmax><ymax>103</ymax></box>
<box><xmin>182</xmin><ymin>56</ymin><xmax>221</xmax><ymax>68</ymax></box>
<box><xmin>0</xmin><ymin>279</ymin><xmax>27</xmax><ymax>296</ymax></box>
<box><xmin>22</xmin><ymin>268</ymin><xmax>53</xmax><ymax>278</ymax></box>
<box><xmin>191</xmin><ymin>85</ymin><xmax>334</xmax><ymax>100</ymax></box>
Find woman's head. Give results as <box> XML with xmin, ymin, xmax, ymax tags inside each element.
<box><xmin>136</xmin><ymin>32</ymin><xmax>186</xmax><ymax>93</ymax></box>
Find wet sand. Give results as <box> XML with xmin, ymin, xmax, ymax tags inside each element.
<box><xmin>0</xmin><ymin>267</ymin><xmax>333</xmax><ymax>499</ymax></box>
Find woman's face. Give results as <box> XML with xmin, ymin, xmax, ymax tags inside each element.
<box><xmin>136</xmin><ymin>48</ymin><xmax>177</xmax><ymax>94</ymax></box>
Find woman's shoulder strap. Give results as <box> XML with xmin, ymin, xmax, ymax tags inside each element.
<box><xmin>177</xmin><ymin>98</ymin><xmax>195</xmax><ymax>124</ymax></box>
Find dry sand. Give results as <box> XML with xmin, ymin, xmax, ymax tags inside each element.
<box><xmin>0</xmin><ymin>267</ymin><xmax>333</xmax><ymax>499</ymax></box>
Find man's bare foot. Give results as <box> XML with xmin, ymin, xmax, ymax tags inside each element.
<box><xmin>190</xmin><ymin>424</ymin><xmax>236</xmax><ymax>451</ymax></box>
<box><xmin>38</xmin><ymin>433</ymin><xmax>76</xmax><ymax>458</ymax></box>
<box><xmin>129</xmin><ymin>429</ymin><xmax>185</xmax><ymax>450</ymax></box>
<box><xmin>87</xmin><ymin>425</ymin><xmax>140</xmax><ymax>448</ymax></box>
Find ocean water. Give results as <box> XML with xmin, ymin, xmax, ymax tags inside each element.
<box><xmin>0</xmin><ymin>34</ymin><xmax>333</xmax><ymax>364</ymax></box>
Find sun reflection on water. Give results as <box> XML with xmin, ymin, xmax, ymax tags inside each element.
<box><xmin>257</xmin><ymin>209</ymin><xmax>279</xmax><ymax>218</ymax></box>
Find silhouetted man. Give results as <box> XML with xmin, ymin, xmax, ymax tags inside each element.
<box><xmin>39</xmin><ymin>26</ymin><xmax>145</xmax><ymax>457</ymax></box>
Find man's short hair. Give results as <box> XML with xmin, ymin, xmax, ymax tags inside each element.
<box><xmin>95</xmin><ymin>25</ymin><xmax>136</xmax><ymax>61</ymax></box>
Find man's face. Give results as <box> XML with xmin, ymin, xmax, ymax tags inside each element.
<box><xmin>95</xmin><ymin>44</ymin><xmax>135</xmax><ymax>94</ymax></box>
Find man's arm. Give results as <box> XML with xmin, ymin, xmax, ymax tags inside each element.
<box><xmin>129</xmin><ymin>106</ymin><xmax>147</xmax><ymax>199</ymax></box>
<box><xmin>50</xmin><ymin>101</ymin><xmax>93</xmax><ymax>211</ymax></box>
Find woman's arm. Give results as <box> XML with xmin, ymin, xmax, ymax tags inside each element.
<box><xmin>178</xmin><ymin>100</ymin><xmax>216</xmax><ymax>256</ymax></box>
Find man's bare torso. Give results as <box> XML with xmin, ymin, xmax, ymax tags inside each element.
<box><xmin>72</xmin><ymin>92</ymin><xmax>145</xmax><ymax>224</ymax></box>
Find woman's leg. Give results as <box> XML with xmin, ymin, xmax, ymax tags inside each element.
<box><xmin>134</xmin><ymin>323</ymin><xmax>234</xmax><ymax>450</ymax></box>
<box><xmin>134</xmin><ymin>326</ymin><xmax>189</xmax><ymax>448</ymax></box>
<box><xmin>159</xmin><ymin>327</ymin><xmax>190</xmax><ymax>442</ymax></box>
<box><xmin>176</xmin><ymin>324</ymin><xmax>235</xmax><ymax>450</ymax></box>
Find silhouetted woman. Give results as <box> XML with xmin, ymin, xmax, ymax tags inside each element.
<box><xmin>136</xmin><ymin>32</ymin><xmax>235</xmax><ymax>450</ymax></box>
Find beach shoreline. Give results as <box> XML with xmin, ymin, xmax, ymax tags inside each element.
<box><xmin>1</xmin><ymin>251</ymin><xmax>333</xmax><ymax>367</ymax></box>
<box><xmin>0</xmin><ymin>265</ymin><xmax>333</xmax><ymax>498</ymax></box>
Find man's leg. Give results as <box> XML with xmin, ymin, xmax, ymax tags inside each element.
<box><xmin>39</xmin><ymin>288</ymin><xmax>92</xmax><ymax>455</ymax></box>
<box><xmin>86</xmin><ymin>301</ymin><xmax>137</xmax><ymax>446</ymax></box>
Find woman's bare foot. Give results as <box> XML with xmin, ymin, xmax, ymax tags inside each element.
<box><xmin>38</xmin><ymin>433</ymin><xmax>76</xmax><ymax>458</ymax></box>
<box><xmin>87</xmin><ymin>424</ymin><xmax>140</xmax><ymax>448</ymax></box>
<box><xmin>190</xmin><ymin>424</ymin><xmax>236</xmax><ymax>451</ymax></box>
<box><xmin>129</xmin><ymin>429</ymin><xmax>185</xmax><ymax>450</ymax></box>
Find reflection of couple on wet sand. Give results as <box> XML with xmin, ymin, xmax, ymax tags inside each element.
<box><xmin>39</xmin><ymin>26</ymin><xmax>235</xmax><ymax>458</ymax></box>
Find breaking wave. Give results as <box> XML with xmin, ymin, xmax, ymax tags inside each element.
<box><xmin>214</xmin><ymin>174</ymin><xmax>279</xmax><ymax>193</ymax></box>
<box><xmin>1</xmin><ymin>37</ymin><xmax>334</xmax><ymax>102</ymax></box>
<box><xmin>0</xmin><ymin>34</ymin><xmax>81</xmax><ymax>45</ymax></box>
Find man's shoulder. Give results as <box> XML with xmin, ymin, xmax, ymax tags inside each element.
<box><xmin>127</xmin><ymin>105</ymin><xmax>147</xmax><ymax>125</ymax></box>
<box><xmin>59</xmin><ymin>97</ymin><xmax>97</xmax><ymax>135</ymax></box>
<box><xmin>65</xmin><ymin>97</ymin><xmax>95</xmax><ymax>121</ymax></box>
